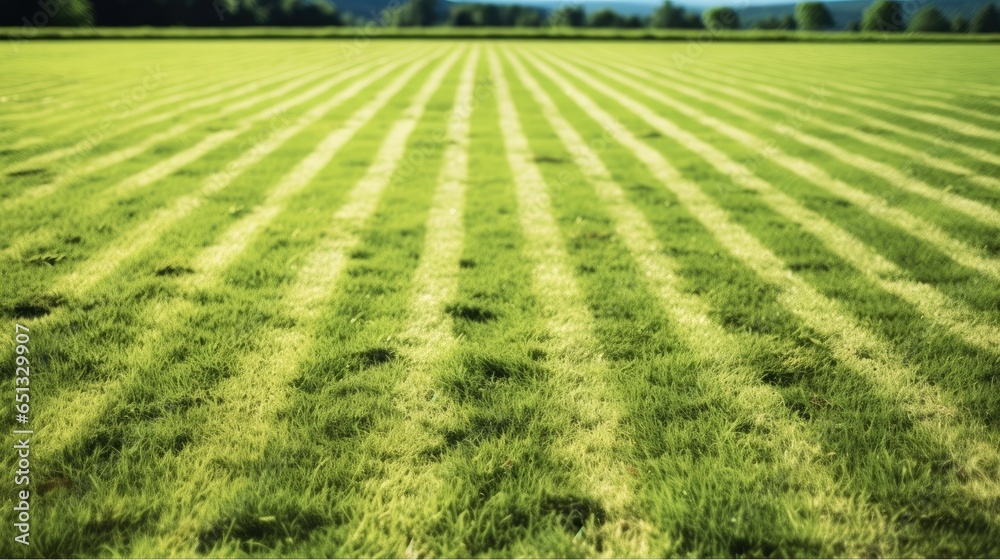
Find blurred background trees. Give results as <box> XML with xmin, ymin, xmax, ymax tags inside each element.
<box><xmin>862</xmin><ymin>0</ymin><xmax>906</xmax><ymax>30</ymax></box>
<box><xmin>795</xmin><ymin>1</ymin><xmax>835</xmax><ymax>29</ymax></box>
<box><xmin>908</xmin><ymin>5</ymin><xmax>952</xmax><ymax>30</ymax></box>
<box><xmin>703</xmin><ymin>6</ymin><xmax>741</xmax><ymax>29</ymax></box>
<box><xmin>2</xmin><ymin>0</ymin><xmax>998</xmax><ymax>33</ymax></box>
<box><xmin>969</xmin><ymin>2</ymin><xmax>1000</xmax><ymax>30</ymax></box>
<box><xmin>2</xmin><ymin>0</ymin><xmax>94</xmax><ymax>26</ymax></box>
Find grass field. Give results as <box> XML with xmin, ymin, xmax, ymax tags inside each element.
<box><xmin>1</xmin><ymin>40</ymin><xmax>998</xmax><ymax>557</ymax></box>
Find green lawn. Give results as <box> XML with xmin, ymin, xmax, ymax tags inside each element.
<box><xmin>1</xmin><ymin>40</ymin><xmax>998</xmax><ymax>557</ymax></box>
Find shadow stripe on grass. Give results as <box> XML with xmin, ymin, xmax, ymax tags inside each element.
<box><xmin>505</xmin><ymin>47</ymin><xmax>889</xmax><ymax>554</ymax></box>
<box><xmin>0</xmin><ymin>49</ymin><xmax>274</xmax><ymax>139</ymax></box>
<box><xmin>546</xmin><ymin>50</ymin><xmax>1000</xmax><ymax>234</ymax></box>
<box><xmin>521</xmin><ymin>49</ymin><xmax>1000</xmax><ymax>505</ymax></box>
<box><xmin>0</xmin><ymin>48</ymin><xmax>427</xmax><ymax>368</ymax></box>
<box><xmin>0</xmin><ymin>49</ymin><xmax>379</xmax><ymax>216</ymax></box>
<box><xmin>30</xmin><ymin>50</ymin><xmax>444</xmax><ymax>465</ymax></box>
<box><xmin>686</xmin><ymin>54</ymin><xmax>1000</xmax><ymax>171</ymax></box>
<box><xmin>0</xmin><ymin>51</ymin><xmax>297</xmax><ymax>163</ymax></box>
<box><xmin>571</xmin><ymin>52</ymin><xmax>1000</xmax><ymax>265</ymax></box>
<box><xmin>2</xmin><ymin>53</ymin><xmax>338</xmax><ymax>177</ymax></box>
<box><xmin>718</xmin><ymin>51</ymin><xmax>1000</xmax><ymax>143</ymax></box>
<box><xmin>538</xmin><ymin>50</ymin><xmax>1000</xmax><ymax>353</ymax></box>
<box><xmin>721</xmin><ymin>52</ymin><xmax>1000</xmax><ymax>129</ymax></box>
<box><xmin>126</xmin><ymin>52</ymin><xmax>460</xmax><ymax>556</ymax></box>
<box><xmin>128</xmin><ymin>48</ymin><xmax>465</xmax><ymax>556</ymax></box>
<box><xmin>340</xmin><ymin>47</ymin><xmax>481</xmax><ymax>553</ymax></box>
<box><xmin>603</xmin><ymin>50</ymin><xmax>1000</xmax><ymax>194</ymax></box>
<box><xmin>55</xmin><ymin>49</ymin><xmax>430</xmax><ymax>300</ymax></box>
<box><xmin>488</xmin><ymin>47</ymin><xmax>651</xmax><ymax>555</ymax></box>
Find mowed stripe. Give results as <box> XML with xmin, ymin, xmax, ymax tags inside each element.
<box><xmin>537</xmin><ymin>51</ymin><xmax>999</xmax><ymax>352</ymax></box>
<box><xmin>753</xmin><ymin>63</ymin><xmax>1000</xmax><ymax>142</ymax></box>
<box><xmin>522</xmin><ymin>49</ymin><xmax>1000</xmax><ymax>502</ymax></box>
<box><xmin>0</xmin><ymin>50</ymin><xmax>419</xmax><ymax>376</ymax></box>
<box><xmin>0</xmin><ymin>50</ymin><xmax>381</xmax><ymax>214</ymax></box>
<box><xmin>505</xmin><ymin>47</ymin><xmax>884</xmax><ymax>552</ymax></box>
<box><xmin>535</xmin><ymin>52</ymin><xmax>1000</xmax><ymax>283</ymax></box>
<box><xmin>739</xmin><ymin>55</ymin><xmax>999</xmax><ymax>100</ymax></box>
<box><xmin>489</xmin><ymin>48</ymin><xmax>641</xmax><ymax>549</ymax></box>
<box><xmin>717</xmin><ymin>51</ymin><xmax>1000</xmax><ymax>127</ymax></box>
<box><xmin>607</xmin><ymin>51</ymin><xmax>1000</xmax><ymax>193</ymax></box>
<box><xmin>0</xmin><ymin>52</ymin><xmax>264</xmax><ymax>134</ymax></box>
<box><xmin>0</xmin><ymin>51</ymin><xmax>288</xmax><ymax>147</ymax></box>
<box><xmin>0</xmin><ymin>51</ymin><xmax>410</xmax><ymax>263</ymax></box>
<box><xmin>0</xmin><ymin>48</ymin><xmax>272</xmax><ymax>114</ymax></box>
<box><xmin>341</xmin><ymin>46</ymin><xmax>480</xmax><ymax>552</ymax></box>
<box><xmin>2</xmin><ymin>54</ymin><xmax>337</xmax><ymax>176</ymax></box>
<box><xmin>34</xmin><ymin>50</ymin><xmax>445</xmax><ymax>463</ymax></box>
<box><xmin>131</xmin><ymin>48</ymin><xmax>465</xmax><ymax>557</ymax></box>
<box><xmin>547</xmin><ymin>50</ymin><xmax>1000</xmax><ymax>230</ymax></box>
<box><xmin>692</xmin><ymin>58</ymin><xmax>1000</xmax><ymax>170</ymax></box>
<box><xmin>55</xmin><ymin>50</ymin><xmax>426</xmax><ymax>299</ymax></box>
<box><xmin>736</xmin><ymin>59</ymin><xmax>1000</xmax><ymax>127</ymax></box>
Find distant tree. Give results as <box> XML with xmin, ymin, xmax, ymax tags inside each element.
<box><xmin>0</xmin><ymin>0</ymin><xmax>94</xmax><ymax>26</ymax></box>
<box><xmin>795</xmin><ymin>2</ymin><xmax>834</xmax><ymax>29</ymax></box>
<box><xmin>651</xmin><ymin>1</ymin><xmax>685</xmax><ymax>27</ymax></box>
<box><xmin>450</xmin><ymin>5</ymin><xmax>475</xmax><ymax>26</ymax></box>
<box><xmin>845</xmin><ymin>19</ymin><xmax>861</xmax><ymax>30</ymax></box>
<box><xmin>751</xmin><ymin>15</ymin><xmax>781</xmax><ymax>28</ymax></box>
<box><xmin>383</xmin><ymin>4</ymin><xmax>407</xmax><ymax>25</ymax></box>
<box><xmin>502</xmin><ymin>4</ymin><xmax>521</xmax><ymax>25</ymax></box>
<box><xmin>952</xmin><ymin>15</ymin><xmax>969</xmax><ymax>31</ymax></box>
<box><xmin>550</xmin><ymin>5</ymin><xmax>585</xmax><ymax>27</ymax></box>
<box><xmin>751</xmin><ymin>14</ymin><xmax>796</xmax><ymax>29</ymax></box>
<box><xmin>478</xmin><ymin>3</ymin><xmax>502</xmax><ymax>25</ymax></box>
<box><xmin>516</xmin><ymin>8</ymin><xmax>543</xmax><ymax>26</ymax></box>
<box><xmin>970</xmin><ymin>2</ymin><xmax>1000</xmax><ymax>32</ymax></box>
<box><xmin>590</xmin><ymin>8</ymin><xmax>622</xmax><ymax>27</ymax></box>
<box><xmin>908</xmin><ymin>5</ymin><xmax>951</xmax><ymax>31</ymax></box>
<box><xmin>213</xmin><ymin>0</ymin><xmax>269</xmax><ymax>25</ymax></box>
<box><xmin>15</xmin><ymin>0</ymin><xmax>353</xmax><ymax>26</ymax></box>
<box><xmin>279</xmin><ymin>0</ymin><xmax>341</xmax><ymax>26</ymax></box>
<box><xmin>413</xmin><ymin>0</ymin><xmax>440</xmax><ymax>25</ymax></box>
<box><xmin>862</xmin><ymin>0</ymin><xmax>905</xmax><ymax>31</ymax></box>
<box><xmin>623</xmin><ymin>14</ymin><xmax>645</xmax><ymax>27</ymax></box>
<box><xmin>88</xmin><ymin>0</ymin><xmax>134</xmax><ymax>25</ymax></box>
<box><xmin>703</xmin><ymin>6</ymin><xmax>740</xmax><ymax>29</ymax></box>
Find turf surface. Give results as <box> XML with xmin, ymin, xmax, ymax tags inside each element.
<box><xmin>1</xmin><ymin>40</ymin><xmax>998</xmax><ymax>557</ymax></box>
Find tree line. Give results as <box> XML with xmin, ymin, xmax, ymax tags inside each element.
<box><xmin>2</xmin><ymin>0</ymin><xmax>999</xmax><ymax>32</ymax></box>
<box><xmin>1</xmin><ymin>0</ymin><xmax>348</xmax><ymax>27</ymax></box>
